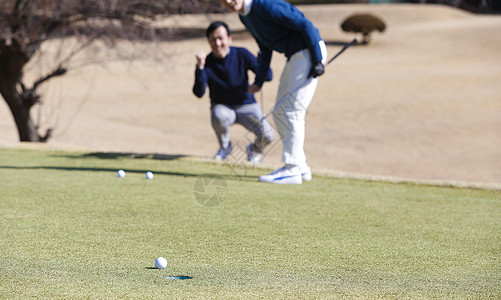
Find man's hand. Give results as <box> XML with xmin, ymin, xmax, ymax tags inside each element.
<box><xmin>196</xmin><ymin>52</ymin><xmax>207</xmax><ymax>69</ymax></box>
<box><xmin>248</xmin><ymin>84</ymin><xmax>261</xmax><ymax>94</ymax></box>
<box><xmin>309</xmin><ymin>61</ymin><xmax>325</xmax><ymax>78</ymax></box>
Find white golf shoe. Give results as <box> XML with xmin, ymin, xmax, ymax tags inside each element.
<box><xmin>258</xmin><ymin>165</ymin><xmax>303</xmax><ymax>184</ymax></box>
<box><xmin>301</xmin><ymin>166</ymin><xmax>312</xmax><ymax>181</ymax></box>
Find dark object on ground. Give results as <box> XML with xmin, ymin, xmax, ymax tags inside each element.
<box><xmin>341</xmin><ymin>13</ymin><xmax>386</xmax><ymax>44</ymax></box>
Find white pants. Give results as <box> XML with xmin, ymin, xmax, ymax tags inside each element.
<box><xmin>273</xmin><ymin>42</ymin><xmax>327</xmax><ymax>170</ymax></box>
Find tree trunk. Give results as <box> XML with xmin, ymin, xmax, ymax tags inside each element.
<box><xmin>0</xmin><ymin>42</ymin><xmax>42</xmax><ymax>142</ymax></box>
<box><xmin>0</xmin><ymin>81</ymin><xmax>41</xmax><ymax>142</ymax></box>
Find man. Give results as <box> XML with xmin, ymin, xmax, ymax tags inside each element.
<box><xmin>220</xmin><ymin>0</ymin><xmax>327</xmax><ymax>184</ymax></box>
<box><xmin>193</xmin><ymin>21</ymin><xmax>275</xmax><ymax>163</ymax></box>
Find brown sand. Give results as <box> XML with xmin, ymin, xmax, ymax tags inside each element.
<box><xmin>1</xmin><ymin>4</ymin><xmax>500</xmax><ymax>188</ymax></box>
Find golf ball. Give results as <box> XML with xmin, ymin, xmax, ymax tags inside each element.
<box><xmin>117</xmin><ymin>169</ymin><xmax>125</xmax><ymax>178</ymax></box>
<box><xmin>155</xmin><ymin>257</ymin><xmax>167</xmax><ymax>269</ymax></box>
<box><xmin>146</xmin><ymin>171</ymin><xmax>154</xmax><ymax>180</ymax></box>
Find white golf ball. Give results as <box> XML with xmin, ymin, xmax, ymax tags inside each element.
<box><xmin>155</xmin><ymin>257</ymin><xmax>167</xmax><ymax>269</ymax></box>
<box><xmin>146</xmin><ymin>171</ymin><xmax>154</xmax><ymax>180</ymax></box>
<box><xmin>117</xmin><ymin>169</ymin><xmax>125</xmax><ymax>178</ymax></box>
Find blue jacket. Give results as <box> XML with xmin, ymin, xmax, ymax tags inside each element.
<box><xmin>193</xmin><ymin>47</ymin><xmax>272</xmax><ymax>107</ymax></box>
<box><xmin>239</xmin><ymin>0</ymin><xmax>323</xmax><ymax>87</ymax></box>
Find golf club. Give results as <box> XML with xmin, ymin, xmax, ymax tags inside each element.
<box><xmin>326</xmin><ymin>38</ymin><xmax>358</xmax><ymax>66</ymax></box>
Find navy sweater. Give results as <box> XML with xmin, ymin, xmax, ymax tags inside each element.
<box><xmin>239</xmin><ymin>0</ymin><xmax>323</xmax><ymax>87</ymax></box>
<box><xmin>193</xmin><ymin>47</ymin><xmax>272</xmax><ymax>107</ymax></box>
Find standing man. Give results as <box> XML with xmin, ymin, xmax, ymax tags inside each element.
<box><xmin>220</xmin><ymin>0</ymin><xmax>327</xmax><ymax>184</ymax></box>
<box><xmin>193</xmin><ymin>21</ymin><xmax>275</xmax><ymax>163</ymax></box>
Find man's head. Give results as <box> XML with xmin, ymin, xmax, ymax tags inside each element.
<box><xmin>206</xmin><ymin>21</ymin><xmax>232</xmax><ymax>59</ymax></box>
<box><xmin>220</xmin><ymin>0</ymin><xmax>244</xmax><ymax>13</ymax></box>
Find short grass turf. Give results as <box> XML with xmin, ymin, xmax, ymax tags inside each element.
<box><xmin>0</xmin><ymin>147</ymin><xmax>499</xmax><ymax>299</ymax></box>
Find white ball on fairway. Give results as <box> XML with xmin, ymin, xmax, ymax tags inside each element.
<box><xmin>155</xmin><ymin>257</ymin><xmax>167</xmax><ymax>269</ymax></box>
<box><xmin>146</xmin><ymin>171</ymin><xmax>154</xmax><ymax>180</ymax></box>
<box><xmin>117</xmin><ymin>169</ymin><xmax>125</xmax><ymax>178</ymax></box>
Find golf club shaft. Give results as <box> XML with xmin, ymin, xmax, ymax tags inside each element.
<box><xmin>327</xmin><ymin>38</ymin><xmax>358</xmax><ymax>66</ymax></box>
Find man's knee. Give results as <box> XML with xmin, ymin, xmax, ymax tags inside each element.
<box><xmin>212</xmin><ymin>105</ymin><xmax>235</xmax><ymax>127</ymax></box>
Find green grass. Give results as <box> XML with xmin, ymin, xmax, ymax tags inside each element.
<box><xmin>0</xmin><ymin>148</ymin><xmax>499</xmax><ymax>299</ymax></box>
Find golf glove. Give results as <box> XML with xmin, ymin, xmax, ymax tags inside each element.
<box><xmin>309</xmin><ymin>61</ymin><xmax>325</xmax><ymax>78</ymax></box>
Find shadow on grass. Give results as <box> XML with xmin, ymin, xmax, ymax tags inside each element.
<box><xmin>0</xmin><ymin>163</ymin><xmax>258</xmax><ymax>182</ymax></box>
<box><xmin>0</xmin><ymin>165</ymin><xmax>258</xmax><ymax>182</ymax></box>
<box><xmin>0</xmin><ymin>165</ymin><xmax>201</xmax><ymax>178</ymax></box>
<box><xmin>58</xmin><ymin>152</ymin><xmax>187</xmax><ymax>160</ymax></box>
<box><xmin>2</xmin><ymin>151</ymin><xmax>261</xmax><ymax>182</ymax></box>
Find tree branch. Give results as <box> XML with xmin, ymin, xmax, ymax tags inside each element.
<box><xmin>33</xmin><ymin>66</ymin><xmax>67</xmax><ymax>91</ymax></box>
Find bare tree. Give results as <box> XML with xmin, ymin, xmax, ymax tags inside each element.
<box><xmin>0</xmin><ymin>0</ymin><xmax>217</xmax><ymax>142</ymax></box>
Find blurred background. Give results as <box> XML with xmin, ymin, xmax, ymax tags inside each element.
<box><xmin>189</xmin><ymin>0</ymin><xmax>501</xmax><ymax>14</ymax></box>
